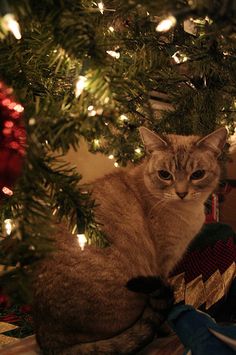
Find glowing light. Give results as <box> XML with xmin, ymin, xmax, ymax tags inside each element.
<box><xmin>172</xmin><ymin>51</ymin><xmax>189</xmax><ymax>64</ymax></box>
<box><xmin>2</xmin><ymin>99</ymin><xmax>11</xmax><ymax>106</ymax></box>
<box><xmin>106</xmin><ymin>50</ymin><xmax>120</xmax><ymax>59</ymax></box>
<box><xmin>52</xmin><ymin>208</ymin><xmax>58</xmax><ymax>216</ymax></box>
<box><xmin>3</xmin><ymin>127</ymin><xmax>11</xmax><ymax>136</ymax></box>
<box><xmin>9</xmin><ymin>141</ymin><xmax>19</xmax><ymax>149</ymax></box>
<box><xmin>8</xmin><ymin>102</ymin><xmax>16</xmax><ymax>109</ymax></box>
<box><xmin>98</xmin><ymin>1</ymin><xmax>104</xmax><ymax>14</ymax></box>
<box><xmin>135</xmin><ymin>147</ymin><xmax>141</xmax><ymax>154</ymax></box>
<box><xmin>3</xmin><ymin>14</ymin><xmax>21</xmax><ymax>39</ymax></box>
<box><xmin>108</xmin><ymin>154</ymin><xmax>114</xmax><ymax>159</ymax></box>
<box><xmin>4</xmin><ymin>121</ymin><xmax>13</xmax><ymax>128</ymax></box>
<box><xmin>77</xmin><ymin>233</ymin><xmax>87</xmax><ymax>251</ymax></box>
<box><xmin>29</xmin><ymin>117</ymin><xmax>36</xmax><ymax>126</ymax></box>
<box><xmin>119</xmin><ymin>114</ymin><xmax>128</xmax><ymax>121</ymax></box>
<box><xmin>72</xmin><ymin>225</ymin><xmax>77</xmax><ymax>234</ymax></box>
<box><xmin>2</xmin><ymin>187</ymin><xmax>13</xmax><ymax>196</ymax></box>
<box><xmin>114</xmin><ymin>162</ymin><xmax>119</xmax><ymax>167</ymax></box>
<box><xmin>88</xmin><ymin>110</ymin><xmax>97</xmax><ymax>117</ymax></box>
<box><xmin>108</xmin><ymin>26</ymin><xmax>114</xmax><ymax>32</ymax></box>
<box><xmin>11</xmin><ymin>111</ymin><xmax>20</xmax><ymax>119</ymax></box>
<box><xmin>88</xmin><ymin>105</ymin><xmax>94</xmax><ymax>111</ymax></box>
<box><xmin>156</xmin><ymin>15</ymin><xmax>177</xmax><ymax>32</ymax></box>
<box><xmin>75</xmin><ymin>76</ymin><xmax>87</xmax><ymax>98</ymax></box>
<box><xmin>4</xmin><ymin>219</ymin><xmax>13</xmax><ymax>235</ymax></box>
<box><xmin>93</xmin><ymin>139</ymin><xmax>100</xmax><ymax>147</ymax></box>
<box><xmin>14</xmin><ymin>104</ymin><xmax>24</xmax><ymax>112</ymax></box>
<box><xmin>96</xmin><ymin>108</ymin><xmax>103</xmax><ymax>115</ymax></box>
<box><xmin>104</xmin><ymin>97</ymin><xmax>110</xmax><ymax>104</ymax></box>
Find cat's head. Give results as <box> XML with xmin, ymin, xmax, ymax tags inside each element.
<box><xmin>139</xmin><ymin>127</ymin><xmax>228</xmax><ymax>203</ymax></box>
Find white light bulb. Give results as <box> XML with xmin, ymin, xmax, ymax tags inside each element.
<box><xmin>172</xmin><ymin>52</ymin><xmax>181</xmax><ymax>64</ymax></box>
<box><xmin>88</xmin><ymin>105</ymin><xmax>94</xmax><ymax>111</ymax></box>
<box><xmin>3</xmin><ymin>14</ymin><xmax>21</xmax><ymax>39</ymax></box>
<box><xmin>98</xmin><ymin>2</ymin><xmax>104</xmax><ymax>14</ymax></box>
<box><xmin>135</xmin><ymin>147</ymin><xmax>141</xmax><ymax>154</ymax></box>
<box><xmin>106</xmin><ymin>50</ymin><xmax>120</xmax><ymax>59</ymax></box>
<box><xmin>119</xmin><ymin>114</ymin><xmax>128</xmax><ymax>121</ymax></box>
<box><xmin>114</xmin><ymin>162</ymin><xmax>119</xmax><ymax>167</ymax></box>
<box><xmin>93</xmin><ymin>139</ymin><xmax>100</xmax><ymax>147</ymax></box>
<box><xmin>75</xmin><ymin>76</ymin><xmax>87</xmax><ymax>98</ymax></box>
<box><xmin>108</xmin><ymin>154</ymin><xmax>114</xmax><ymax>159</ymax></box>
<box><xmin>14</xmin><ymin>104</ymin><xmax>24</xmax><ymax>112</ymax></box>
<box><xmin>4</xmin><ymin>219</ymin><xmax>13</xmax><ymax>235</ymax></box>
<box><xmin>77</xmin><ymin>234</ymin><xmax>87</xmax><ymax>251</ymax></box>
<box><xmin>88</xmin><ymin>110</ymin><xmax>97</xmax><ymax>117</ymax></box>
<box><xmin>2</xmin><ymin>187</ymin><xmax>13</xmax><ymax>196</ymax></box>
<box><xmin>156</xmin><ymin>15</ymin><xmax>177</xmax><ymax>32</ymax></box>
<box><xmin>29</xmin><ymin>118</ymin><xmax>36</xmax><ymax>126</ymax></box>
<box><xmin>172</xmin><ymin>51</ymin><xmax>189</xmax><ymax>64</ymax></box>
<box><xmin>108</xmin><ymin>26</ymin><xmax>114</xmax><ymax>32</ymax></box>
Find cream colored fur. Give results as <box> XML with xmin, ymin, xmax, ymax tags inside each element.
<box><xmin>32</xmin><ymin>127</ymin><xmax>227</xmax><ymax>354</ymax></box>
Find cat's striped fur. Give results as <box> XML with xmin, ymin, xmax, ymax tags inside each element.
<box><xmin>32</xmin><ymin>127</ymin><xmax>227</xmax><ymax>354</ymax></box>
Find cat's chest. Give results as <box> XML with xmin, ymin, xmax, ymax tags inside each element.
<box><xmin>148</xmin><ymin>204</ymin><xmax>205</xmax><ymax>238</ymax></box>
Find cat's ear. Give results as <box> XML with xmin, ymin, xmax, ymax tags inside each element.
<box><xmin>139</xmin><ymin>127</ymin><xmax>168</xmax><ymax>153</ymax></box>
<box><xmin>196</xmin><ymin>127</ymin><xmax>228</xmax><ymax>156</ymax></box>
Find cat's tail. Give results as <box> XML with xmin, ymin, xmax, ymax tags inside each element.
<box><xmin>43</xmin><ymin>307</ymin><xmax>162</xmax><ymax>355</ymax></box>
<box><xmin>43</xmin><ymin>276</ymin><xmax>173</xmax><ymax>355</ymax></box>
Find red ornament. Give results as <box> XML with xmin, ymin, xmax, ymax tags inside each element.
<box><xmin>0</xmin><ymin>313</ymin><xmax>20</xmax><ymax>323</ymax></box>
<box><xmin>0</xmin><ymin>293</ymin><xmax>10</xmax><ymax>308</ymax></box>
<box><xmin>0</xmin><ymin>82</ymin><xmax>26</xmax><ymax>201</ymax></box>
<box><xmin>19</xmin><ymin>304</ymin><xmax>32</xmax><ymax>314</ymax></box>
<box><xmin>205</xmin><ymin>193</ymin><xmax>219</xmax><ymax>224</ymax></box>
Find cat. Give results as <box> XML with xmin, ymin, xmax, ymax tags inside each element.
<box><xmin>32</xmin><ymin>126</ymin><xmax>227</xmax><ymax>354</ymax></box>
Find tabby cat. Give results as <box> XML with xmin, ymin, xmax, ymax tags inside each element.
<box><xmin>32</xmin><ymin>127</ymin><xmax>227</xmax><ymax>354</ymax></box>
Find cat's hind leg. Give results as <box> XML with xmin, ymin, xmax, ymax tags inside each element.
<box><xmin>41</xmin><ymin>307</ymin><xmax>159</xmax><ymax>355</ymax></box>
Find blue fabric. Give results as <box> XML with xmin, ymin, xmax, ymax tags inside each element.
<box><xmin>168</xmin><ymin>305</ymin><xmax>236</xmax><ymax>354</ymax></box>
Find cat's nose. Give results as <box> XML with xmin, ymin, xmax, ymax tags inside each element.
<box><xmin>176</xmin><ymin>191</ymin><xmax>188</xmax><ymax>199</ymax></box>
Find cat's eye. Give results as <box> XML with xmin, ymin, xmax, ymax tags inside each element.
<box><xmin>158</xmin><ymin>170</ymin><xmax>172</xmax><ymax>180</ymax></box>
<box><xmin>190</xmin><ymin>170</ymin><xmax>205</xmax><ymax>180</ymax></box>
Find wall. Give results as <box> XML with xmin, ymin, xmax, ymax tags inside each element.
<box><xmin>66</xmin><ymin>139</ymin><xmax>115</xmax><ymax>184</ymax></box>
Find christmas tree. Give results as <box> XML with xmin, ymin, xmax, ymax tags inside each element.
<box><xmin>0</xmin><ymin>0</ymin><xmax>235</xmax><ymax>302</ymax></box>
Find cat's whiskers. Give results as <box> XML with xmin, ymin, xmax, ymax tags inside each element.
<box><xmin>191</xmin><ymin>192</ymin><xmax>201</xmax><ymax>200</ymax></box>
<box><xmin>136</xmin><ymin>189</ymin><xmax>166</xmax><ymax>201</ymax></box>
<box><xmin>148</xmin><ymin>198</ymin><xmax>169</xmax><ymax>217</ymax></box>
<box><xmin>163</xmin><ymin>192</ymin><xmax>177</xmax><ymax>200</ymax></box>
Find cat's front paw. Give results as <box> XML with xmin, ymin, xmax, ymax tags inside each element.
<box><xmin>126</xmin><ymin>276</ymin><xmax>164</xmax><ymax>294</ymax></box>
<box><xmin>126</xmin><ymin>276</ymin><xmax>174</xmax><ymax>318</ymax></box>
<box><xmin>149</xmin><ymin>282</ymin><xmax>174</xmax><ymax>317</ymax></box>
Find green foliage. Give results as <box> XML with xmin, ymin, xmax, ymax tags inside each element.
<box><xmin>0</xmin><ymin>0</ymin><xmax>235</xmax><ymax>302</ymax></box>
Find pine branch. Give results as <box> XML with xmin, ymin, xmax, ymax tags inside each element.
<box><xmin>0</xmin><ymin>0</ymin><xmax>235</xmax><ymax>303</ymax></box>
